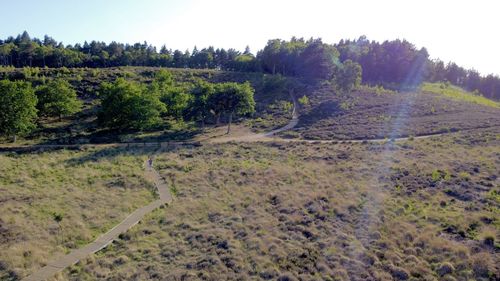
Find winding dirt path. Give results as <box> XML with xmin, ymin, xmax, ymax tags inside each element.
<box><xmin>11</xmin><ymin>92</ymin><xmax>499</xmax><ymax>281</ymax></box>
<box><xmin>21</xmin><ymin>159</ymin><xmax>171</xmax><ymax>281</ymax></box>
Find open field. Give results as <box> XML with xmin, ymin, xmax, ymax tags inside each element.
<box><xmin>1</xmin><ymin>68</ymin><xmax>500</xmax><ymax>281</ymax></box>
<box><xmin>58</xmin><ymin>128</ymin><xmax>499</xmax><ymax>281</ymax></box>
<box><xmin>291</xmin><ymin>84</ymin><xmax>500</xmax><ymax>140</ymax></box>
<box><xmin>0</xmin><ymin>147</ymin><xmax>158</xmax><ymax>280</ymax></box>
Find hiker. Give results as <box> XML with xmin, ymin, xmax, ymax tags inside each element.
<box><xmin>148</xmin><ymin>156</ymin><xmax>153</xmax><ymax>167</ymax></box>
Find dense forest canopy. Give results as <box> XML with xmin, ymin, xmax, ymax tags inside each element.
<box><xmin>1</xmin><ymin>31</ymin><xmax>499</xmax><ymax>100</ymax></box>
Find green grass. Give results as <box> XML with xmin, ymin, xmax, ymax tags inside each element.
<box><xmin>421</xmin><ymin>82</ymin><xmax>500</xmax><ymax>108</ymax></box>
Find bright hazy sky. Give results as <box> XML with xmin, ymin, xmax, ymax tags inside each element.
<box><xmin>1</xmin><ymin>0</ymin><xmax>499</xmax><ymax>75</ymax></box>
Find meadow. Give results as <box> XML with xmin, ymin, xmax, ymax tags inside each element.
<box><xmin>0</xmin><ymin>147</ymin><xmax>157</xmax><ymax>280</ymax></box>
<box><xmin>1</xmin><ymin>67</ymin><xmax>499</xmax><ymax>281</ymax></box>
<box><xmin>58</xmin><ymin>128</ymin><xmax>499</xmax><ymax>281</ymax></box>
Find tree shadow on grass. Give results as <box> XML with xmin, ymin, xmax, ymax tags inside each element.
<box><xmin>297</xmin><ymin>100</ymin><xmax>343</xmax><ymax>128</ymax></box>
<box><xmin>31</xmin><ymin>123</ymin><xmax>203</xmax><ymax>146</ymax></box>
<box><xmin>63</xmin><ymin>144</ymin><xmax>198</xmax><ymax>166</ymax></box>
<box><xmin>0</xmin><ymin>143</ymin><xmax>198</xmax><ymax>168</ymax></box>
<box><xmin>128</xmin><ymin>127</ymin><xmax>202</xmax><ymax>143</ymax></box>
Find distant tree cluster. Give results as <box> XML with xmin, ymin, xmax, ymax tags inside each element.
<box><xmin>426</xmin><ymin>61</ymin><xmax>499</xmax><ymax>101</ymax></box>
<box><xmin>0</xmin><ymin>31</ymin><xmax>259</xmax><ymax>72</ymax></box>
<box><xmin>257</xmin><ymin>37</ymin><xmax>362</xmax><ymax>91</ymax></box>
<box><xmin>335</xmin><ymin>36</ymin><xmax>500</xmax><ymax>100</ymax></box>
<box><xmin>1</xmin><ymin>32</ymin><xmax>499</xmax><ymax>99</ymax></box>
<box><xmin>0</xmin><ymin>70</ymin><xmax>255</xmax><ymax>141</ymax></box>
<box><xmin>97</xmin><ymin>71</ymin><xmax>255</xmax><ymax>133</ymax></box>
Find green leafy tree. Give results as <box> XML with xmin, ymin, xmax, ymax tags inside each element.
<box><xmin>0</xmin><ymin>80</ymin><xmax>38</xmax><ymax>142</ymax></box>
<box><xmin>151</xmin><ymin>70</ymin><xmax>190</xmax><ymax>120</ymax></box>
<box><xmin>98</xmin><ymin>78</ymin><xmax>166</xmax><ymax>130</ymax></box>
<box><xmin>207</xmin><ymin>88</ymin><xmax>226</xmax><ymax>126</ymax></box>
<box><xmin>154</xmin><ymin>69</ymin><xmax>174</xmax><ymax>85</ymax></box>
<box><xmin>209</xmin><ymin>82</ymin><xmax>255</xmax><ymax>134</ymax></box>
<box><xmin>36</xmin><ymin>79</ymin><xmax>82</xmax><ymax>119</ymax></box>
<box><xmin>0</xmin><ymin>42</ymin><xmax>16</xmax><ymax>66</ymax></box>
<box><xmin>188</xmin><ymin>79</ymin><xmax>215</xmax><ymax>128</ymax></box>
<box><xmin>299</xmin><ymin>39</ymin><xmax>340</xmax><ymax>80</ymax></box>
<box><xmin>158</xmin><ymin>86</ymin><xmax>191</xmax><ymax>120</ymax></box>
<box><xmin>335</xmin><ymin>59</ymin><xmax>362</xmax><ymax>92</ymax></box>
<box><xmin>35</xmin><ymin>45</ymin><xmax>52</xmax><ymax>67</ymax></box>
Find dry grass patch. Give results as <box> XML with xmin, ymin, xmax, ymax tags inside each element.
<box><xmin>58</xmin><ymin>128</ymin><xmax>499</xmax><ymax>280</ymax></box>
<box><xmin>0</xmin><ymin>147</ymin><xmax>157</xmax><ymax>280</ymax></box>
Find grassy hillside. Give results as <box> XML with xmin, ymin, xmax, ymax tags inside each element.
<box><xmin>421</xmin><ymin>82</ymin><xmax>500</xmax><ymax>108</ymax></box>
<box><xmin>0</xmin><ymin>147</ymin><xmax>157</xmax><ymax>280</ymax></box>
<box><xmin>1</xmin><ymin>68</ymin><xmax>499</xmax><ymax>281</ymax></box>
<box><xmin>288</xmin><ymin>84</ymin><xmax>500</xmax><ymax>140</ymax></box>
<box><xmin>60</xmin><ymin>129</ymin><xmax>499</xmax><ymax>281</ymax></box>
<box><xmin>2</xmin><ymin>67</ymin><xmax>498</xmax><ymax>145</ymax></box>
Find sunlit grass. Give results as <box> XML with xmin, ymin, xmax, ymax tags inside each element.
<box><xmin>61</xmin><ymin>131</ymin><xmax>500</xmax><ymax>280</ymax></box>
<box><xmin>421</xmin><ymin>82</ymin><xmax>500</xmax><ymax>108</ymax></box>
<box><xmin>0</xmin><ymin>147</ymin><xmax>156</xmax><ymax>279</ymax></box>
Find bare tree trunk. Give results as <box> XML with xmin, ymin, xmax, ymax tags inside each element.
<box><xmin>215</xmin><ymin>113</ymin><xmax>221</xmax><ymax>126</ymax></box>
<box><xmin>226</xmin><ymin>110</ymin><xmax>234</xmax><ymax>134</ymax></box>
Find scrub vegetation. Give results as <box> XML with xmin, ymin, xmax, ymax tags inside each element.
<box><xmin>0</xmin><ymin>147</ymin><xmax>157</xmax><ymax>280</ymax></box>
<box><xmin>1</xmin><ymin>32</ymin><xmax>500</xmax><ymax>281</ymax></box>
<box><xmin>59</xmin><ymin>128</ymin><xmax>499</xmax><ymax>281</ymax></box>
<box><xmin>291</xmin><ymin>84</ymin><xmax>500</xmax><ymax>140</ymax></box>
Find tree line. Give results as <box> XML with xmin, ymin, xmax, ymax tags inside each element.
<box><xmin>0</xmin><ymin>70</ymin><xmax>255</xmax><ymax>141</ymax></box>
<box><xmin>0</xmin><ymin>31</ymin><xmax>258</xmax><ymax>72</ymax></box>
<box><xmin>1</xmin><ymin>32</ymin><xmax>499</xmax><ymax>100</ymax></box>
<box><xmin>335</xmin><ymin>36</ymin><xmax>500</xmax><ymax>100</ymax></box>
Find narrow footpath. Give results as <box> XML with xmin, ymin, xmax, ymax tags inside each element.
<box><xmin>21</xmin><ymin>160</ymin><xmax>172</xmax><ymax>281</ymax></box>
<box><xmin>14</xmin><ymin>93</ymin><xmax>499</xmax><ymax>281</ymax></box>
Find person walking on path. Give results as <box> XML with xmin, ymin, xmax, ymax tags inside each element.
<box><xmin>147</xmin><ymin>155</ymin><xmax>153</xmax><ymax>168</ymax></box>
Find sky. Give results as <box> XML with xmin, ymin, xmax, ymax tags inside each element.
<box><xmin>1</xmin><ymin>0</ymin><xmax>499</xmax><ymax>75</ymax></box>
